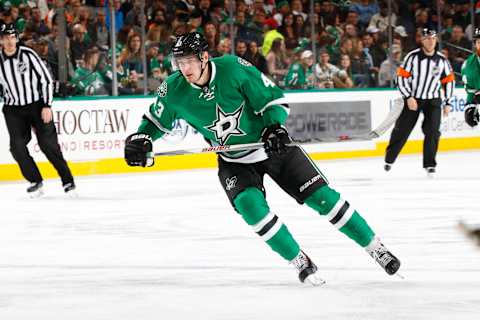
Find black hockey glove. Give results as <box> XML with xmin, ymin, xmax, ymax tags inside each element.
<box><xmin>125</xmin><ymin>133</ymin><xmax>154</xmax><ymax>167</ymax></box>
<box><xmin>464</xmin><ymin>105</ymin><xmax>479</xmax><ymax>127</ymax></box>
<box><xmin>262</xmin><ymin>124</ymin><xmax>291</xmax><ymax>155</ymax></box>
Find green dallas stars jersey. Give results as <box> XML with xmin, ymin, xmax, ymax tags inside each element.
<box><xmin>137</xmin><ymin>54</ymin><xmax>289</xmax><ymax>163</ymax></box>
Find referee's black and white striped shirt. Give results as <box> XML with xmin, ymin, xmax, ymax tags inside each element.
<box><xmin>397</xmin><ymin>48</ymin><xmax>455</xmax><ymax>104</ymax></box>
<box><xmin>0</xmin><ymin>45</ymin><xmax>53</xmax><ymax>107</ymax></box>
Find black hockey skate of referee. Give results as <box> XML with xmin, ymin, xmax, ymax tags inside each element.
<box><xmin>0</xmin><ymin>23</ymin><xmax>75</xmax><ymax>196</ymax></box>
<box><xmin>385</xmin><ymin>28</ymin><xmax>454</xmax><ymax>176</ymax></box>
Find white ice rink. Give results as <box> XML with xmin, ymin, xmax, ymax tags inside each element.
<box><xmin>1</xmin><ymin>151</ymin><xmax>480</xmax><ymax>320</ymax></box>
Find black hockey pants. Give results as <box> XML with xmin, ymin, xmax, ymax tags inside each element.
<box><xmin>2</xmin><ymin>101</ymin><xmax>74</xmax><ymax>185</ymax></box>
<box><xmin>385</xmin><ymin>98</ymin><xmax>442</xmax><ymax>168</ymax></box>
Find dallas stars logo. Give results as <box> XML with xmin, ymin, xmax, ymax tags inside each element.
<box><xmin>205</xmin><ymin>102</ymin><xmax>246</xmax><ymax>144</ymax></box>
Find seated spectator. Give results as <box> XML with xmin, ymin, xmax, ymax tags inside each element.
<box><xmin>349</xmin><ymin>0</ymin><xmax>379</xmax><ymax>30</ymax></box>
<box><xmin>117</xmin><ymin>32</ymin><xmax>145</xmax><ymax>94</ymax></box>
<box><xmin>235</xmin><ymin>39</ymin><xmax>248</xmax><ymax>59</ymax></box>
<box><xmin>27</xmin><ymin>6</ymin><xmax>50</xmax><ymax>36</ymax></box>
<box><xmin>245</xmin><ymin>40</ymin><xmax>268</xmax><ymax>75</ymax></box>
<box><xmin>273</xmin><ymin>0</ymin><xmax>290</xmax><ymax>27</ymax></box>
<box><xmin>378</xmin><ymin>44</ymin><xmax>402</xmax><ymax>87</ymax></box>
<box><xmin>285</xmin><ymin>49</ymin><xmax>315</xmax><ymax>90</ymax></box>
<box><xmin>291</xmin><ymin>0</ymin><xmax>307</xmax><ymax>21</ymax></box>
<box><xmin>70</xmin><ymin>47</ymin><xmax>111</xmax><ymax>96</ymax></box>
<box><xmin>217</xmin><ymin>37</ymin><xmax>232</xmax><ymax>56</ymax></box>
<box><xmin>446</xmin><ymin>25</ymin><xmax>470</xmax><ymax>73</ymax></box>
<box><xmin>350</xmin><ymin>40</ymin><xmax>372</xmax><ymax>87</ymax></box>
<box><xmin>92</xmin><ymin>8</ymin><xmax>109</xmax><ymax>50</ymax></box>
<box><xmin>204</xmin><ymin>21</ymin><xmax>220</xmax><ymax>57</ymax></box>
<box><xmin>266</xmin><ymin>38</ymin><xmax>289</xmax><ymax>88</ymax></box>
<box><xmin>368</xmin><ymin>0</ymin><xmax>397</xmax><ymax>33</ymax></box>
<box><xmin>278</xmin><ymin>13</ymin><xmax>298</xmax><ymax>50</ymax></box>
<box><xmin>338</xmin><ymin>54</ymin><xmax>354</xmax><ymax>88</ymax></box>
<box><xmin>70</xmin><ymin>23</ymin><xmax>93</xmax><ymax>69</ymax></box>
<box><xmin>314</xmin><ymin>49</ymin><xmax>352</xmax><ymax>89</ymax></box>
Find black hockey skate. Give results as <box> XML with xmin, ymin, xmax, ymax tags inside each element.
<box><xmin>290</xmin><ymin>250</ymin><xmax>325</xmax><ymax>286</ymax></box>
<box><xmin>27</xmin><ymin>182</ymin><xmax>44</xmax><ymax>198</ymax></box>
<box><xmin>367</xmin><ymin>239</ymin><xmax>401</xmax><ymax>275</ymax></box>
<box><xmin>384</xmin><ymin>163</ymin><xmax>392</xmax><ymax>171</ymax></box>
<box><xmin>425</xmin><ymin>167</ymin><xmax>435</xmax><ymax>178</ymax></box>
<box><xmin>63</xmin><ymin>182</ymin><xmax>77</xmax><ymax>198</ymax></box>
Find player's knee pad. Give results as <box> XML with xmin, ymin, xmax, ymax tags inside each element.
<box><xmin>304</xmin><ymin>185</ymin><xmax>341</xmax><ymax>215</ymax></box>
<box><xmin>233</xmin><ymin>187</ymin><xmax>270</xmax><ymax>226</ymax></box>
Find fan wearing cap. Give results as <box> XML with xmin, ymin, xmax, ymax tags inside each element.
<box><xmin>385</xmin><ymin>27</ymin><xmax>455</xmax><ymax>177</ymax></box>
<box><xmin>0</xmin><ymin>23</ymin><xmax>75</xmax><ymax>196</ymax></box>
<box><xmin>461</xmin><ymin>28</ymin><xmax>480</xmax><ymax>127</ymax></box>
<box><xmin>285</xmin><ymin>49</ymin><xmax>315</xmax><ymax>89</ymax></box>
<box><xmin>124</xmin><ymin>32</ymin><xmax>401</xmax><ymax>285</ymax></box>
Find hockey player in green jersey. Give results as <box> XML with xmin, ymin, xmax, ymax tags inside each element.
<box><xmin>462</xmin><ymin>28</ymin><xmax>480</xmax><ymax>127</ymax></box>
<box><xmin>124</xmin><ymin>32</ymin><xmax>401</xmax><ymax>285</ymax></box>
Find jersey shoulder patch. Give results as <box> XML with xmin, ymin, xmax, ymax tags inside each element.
<box><xmin>237</xmin><ymin>57</ymin><xmax>252</xmax><ymax>67</ymax></box>
<box><xmin>157</xmin><ymin>81</ymin><xmax>167</xmax><ymax>97</ymax></box>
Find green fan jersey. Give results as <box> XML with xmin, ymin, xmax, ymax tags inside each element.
<box><xmin>461</xmin><ymin>53</ymin><xmax>480</xmax><ymax>104</ymax></box>
<box><xmin>138</xmin><ymin>54</ymin><xmax>289</xmax><ymax>163</ymax></box>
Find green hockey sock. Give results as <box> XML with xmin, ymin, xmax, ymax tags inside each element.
<box><xmin>305</xmin><ymin>185</ymin><xmax>375</xmax><ymax>247</ymax></box>
<box><xmin>234</xmin><ymin>187</ymin><xmax>300</xmax><ymax>260</ymax></box>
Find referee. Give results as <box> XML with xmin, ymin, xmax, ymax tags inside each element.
<box><xmin>0</xmin><ymin>24</ymin><xmax>75</xmax><ymax>196</ymax></box>
<box><xmin>385</xmin><ymin>28</ymin><xmax>454</xmax><ymax>177</ymax></box>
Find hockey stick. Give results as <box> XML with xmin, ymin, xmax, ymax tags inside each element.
<box><xmin>153</xmin><ymin>98</ymin><xmax>404</xmax><ymax>157</ymax></box>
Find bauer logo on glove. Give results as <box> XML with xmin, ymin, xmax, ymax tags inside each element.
<box><xmin>124</xmin><ymin>133</ymin><xmax>155</xmax><ymax>167</ymax></box>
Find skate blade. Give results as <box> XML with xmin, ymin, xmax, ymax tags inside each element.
<box><xmin>29</xmin><ymin>189</ymin><xmax>44</xmax><ymax>199</ymax></box>
<box><xmin>395</xmin><ymin>272</ymin><xmax>405</xmax><ymax>280</ymax></box>
<box><xmin>304</xmin><ymin>274</ymin><xmax>326</xmax><ymax>286</ymax></box>
<box><xmin>66</xmin><ymin>190</ymin><xmax>79</xmax><ymax>199</ymax></box>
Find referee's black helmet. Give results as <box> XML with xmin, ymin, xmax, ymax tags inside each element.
<box><xmin>172</xmin><ymin>32</ymin><xmax>208</xmax><ymax>59</ymax></box>
<box><xmin>0</xmin><ymin>23</ymin><xmax>19</xmax><ymax>39</ymax></box>
<box><xmin>421</xmin><ymin>28</ymin><xmax>437</xmax><ymax>38</ymax></box>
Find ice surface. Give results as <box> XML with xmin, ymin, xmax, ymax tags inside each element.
<box><xmin>1</xmin><ymin>151</ymin><xmax>480</xmax><ymax>320</ymax></box>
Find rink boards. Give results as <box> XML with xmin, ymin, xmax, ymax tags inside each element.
<box><xmin>1</xmin><ymin>89</ymin><xmax>479</xmax><ymax>181</ymax></box>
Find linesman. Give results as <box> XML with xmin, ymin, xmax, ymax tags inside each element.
<box><xmin>0</xmin><ymin>24</ymin><xmax>75</xmax><ymax>196</ymax></box>
<box><xmin>385</xmin><ymin>28</ymin><xmax>454</xmax><ymax>177</ymax></box>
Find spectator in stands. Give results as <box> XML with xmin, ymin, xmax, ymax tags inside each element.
<box><xmin>210</xmin><ymin>0</ymin><xmax>227</xmax><ymax>25</ymax></box>
<box><xmin>204</xmin><ymin>21</ymin><xmax>220</xmax><ymax>56</ymax></box>
<box><xmin>70</xmin><ymin>47</ymin><xmax>111</xmax><ymax>96</ymax></box>
<box><xmin>447</xmin><ymin>25</ymin><xmax>470</xmax><ymax>73</ymax></box>
<box><xmin>235</xmin><ymin>39</ymin><xmax>248</xmax><ymax>59</ymax></box>
<box><xmin>349</xmin><ymin>0</ymin><xmax>379</xmax><ymax>30</ymax></box>
<box><xmin>217</xmin><ymin>37</ymin><xmax>232</xmax><ymax>56</ymax></box>
<box><xmin>378</xmin><ymin>44</ymin><xmax>402</xmax><ymax>87</ymax></box>
<box><xmin>293</xmin><ymin>14</ymin><xmax>306</xmax><ymax>40</ymax></box>
<box><xmin>245</xmin><ymin>40</ymin><xmax>268</xmax><ymax>75</ymax></box>
<box><xmin>368</xmin><ymin>0</ymin><xmax>397</xmax><ymax>33</ymax></box>
<box><xmin>331</xmin><ymin>37</ymin><xmax>353</xmax><ymax>65</ymax></box>
<box><xmin>125</xmin><ymin>0</ymin><xmax>143</xmax><ymax>27</ymax></box>
<box><xmin>278</xmin><ymin>13</ymin><xmax>298</xmax><ymax>50</ymax></box>
<box><xmin>338</xmin><ymin>53</ymin><xmax>354</xmax><ymax>88</ymax></box>
<box><xmin>266</xmin><ymin>38</ymin><xmax>289</xmax><ymax>88</ymax></box>
<box><xmin>285</xmin><ymin>49</ymin><xmax>315</xmax><ymax>89</ymax></box>
<box><xmin>273</xmin><ymin>0</ymin><xmax>289</xmax><ymax>27</ymax></box>
<box><xmin>188</xmin><ymin>9</ymin><xmax>204</xmax><ymax>33</ymax></box>
<box><xmin>453</xmin><ymin>1</ymin><xmax>471</xmax><ymax>30</ymax></box>
<box><xmin>350</xmin><ymin>39</ymin><xmax>372</xmax><ymax>87</ymax></box>
<box><xmin>291</xmin><ymin>0</ymin><xmax>307</xmax><ymax>21</ymax></box>
<box><xmin>28</xmin><ymin>6</ymin><xmax>50</xmax><ymax>35</ymax></box>
<box><xmin>414</xmin><ymin>8</ymin><xmax>431</xmax><ymax>30</ymax></box>
<box><xmin>106</xmin><ymin>0</ymin><xmax>124</xmax><ymax>34</ymax></box>
<box><xmin>91</xmin><ymin>7</ymin><xmax>109</xmax><ymax>50</ymax></box>
<box><xmin>70</xmin><ymin>23</ymin><xmax>92</xmax><ymax>69</ymax></box>
<box><xmin>197</xmin><ymin>0</ymin><xmax>212</xmax><ymax>25</ymax></box>
<box><xmin>315</xmin><ymin>49</ymin><xmax>340</xmax><ymax>88</ymax></box>
<box><xmin>117</xmin><ymin>32</ymin><xmax>144</xmax><ymax>94</ymax></box>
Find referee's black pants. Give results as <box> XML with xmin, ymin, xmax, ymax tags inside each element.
<box><xmin>2</xmin><ymin>101</ymin><xmax>74</xmax><ymax>185</ymax></box>
<box><xmin>385</xmin><ymin>98</ymin><xmax>442</xmax><ymax>168</ymax></box>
